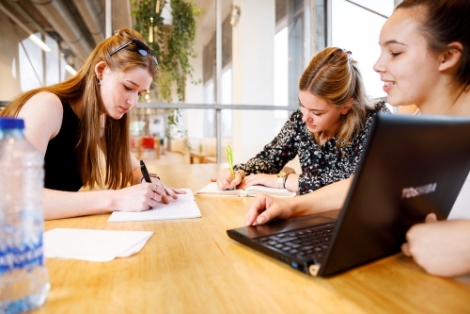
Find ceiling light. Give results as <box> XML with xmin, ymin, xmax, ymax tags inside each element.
<box><xmin>65</xmin><ymin>65</ymin><xmax>77</xmax><ymax>76</ymax></box>
<box><xmin>29</xmin><ymin>34</ymin><xmax>51</xmax><ymax>52</ymax></box>
<box><xmin>0</xmin><ymin>3</ymin><xmax>52</xmax><ymax>52</ymax></box>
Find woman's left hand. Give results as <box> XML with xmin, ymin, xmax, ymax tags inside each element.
<box><xmin>151</xmin><ymin>177</ymin><xmax>186</xmax><ymax>200</ymax></box>
<box><xmin>401</xmin><ymin>213</ymin><xmax>470</xmax><ymax>277</ymax></box>
<box><xmin>238</xmin><ymin>173</ymin><xmax>278</xmax><ymax>189</ymax></box>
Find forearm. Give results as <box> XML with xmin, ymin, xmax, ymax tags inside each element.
<box><xmin>234</xmin><ymin>160</ymin><xmax>281</xmax><ymax>175</ymax></box>
<box><xmin>284</xmin><ymin>174</ymin><xmax>300</xmax><ymax>192</ymax></box>
<box><xmin>233</xmin><ymin>140</ymin><xmax>297</xmax><ymax>175</ymax></box>
<box><xmin>44</xmin><ymin>188</ymin><xmax>115</xmax><ymax>220</ymax></box>
<box><xmin>290</xmin><ymin>177</ymin><xmax>353</xmax><ymax>217</ymax></box>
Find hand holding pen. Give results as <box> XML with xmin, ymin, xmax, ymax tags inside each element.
<box><xmin>140</xmin><ymin>160</ymin><xmax>186</xmax><ymax>202</ymax></box>
<box><xmin>215</xmin><ymin>146</ymin><xmax>243</xmax><ymax>190</ymax></box>
<box><xmin>227</xmin><ymin>146</ymin><xmax>236</xmax><ymax>190</ymax></box>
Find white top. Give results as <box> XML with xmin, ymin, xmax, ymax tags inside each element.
<box><xmin>448</xmin><ymin>171</ymin><xmax>470</xmax><ymax>219</ymax></box>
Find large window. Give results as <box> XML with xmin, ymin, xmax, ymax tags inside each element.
<box><xmin>19</xmin><ymin>36</ymin><xmax>43</xmax><ymax>92</ymax></box>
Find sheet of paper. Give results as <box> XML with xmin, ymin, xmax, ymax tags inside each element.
<box><xmin>196</xmin><ymin>182</ymin><xmax>296</xmax><ymax>197</ymax></box>
<box><xmin>44</xmin><ymin>228</ymin><xmax>153</xmax><ymax>262</ymax></box>
<box><xmin>196</xmin><ymin>182</ymin><xmax>243</xmax><ymax>196</ymax></box>
<box><xmin>108</xmin><ymin>188</ymin><xmax>202</xmax><ymax>222</ymax></box>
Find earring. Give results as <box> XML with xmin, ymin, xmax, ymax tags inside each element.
<box><xmin>97</xmin><ymin>78</ymin><xmax>102</xmax><ymax>85</ymax></box>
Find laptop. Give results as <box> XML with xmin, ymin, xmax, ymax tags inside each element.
<box><xmin>227</xmin><ymin>113</ymin><xmax>470</xmax><ymax>277</ymax></box>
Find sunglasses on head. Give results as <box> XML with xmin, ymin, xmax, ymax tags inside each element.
<box><xmin>109</xmin><ymin>39</ymin><xmax>159</xmax><ymax>66</ymax></box>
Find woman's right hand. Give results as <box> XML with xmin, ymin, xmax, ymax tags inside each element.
<box><xmin>245</xmin><ymin>194</ymin><xmax>295</xmax><ymax>226</ymax></box>
<box><xmin>216</xmin><ymin>168</ymin><xmax>244</xmax><ymax>190</ymax></box>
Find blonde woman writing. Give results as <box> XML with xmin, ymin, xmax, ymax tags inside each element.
<box><xmin>217</xmin><ymin>47</ymin><xmax>389</xmax><ymax>195</ymax></box>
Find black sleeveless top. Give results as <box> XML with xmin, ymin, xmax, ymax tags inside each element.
<box><xmin>44</xmin><ymin>100</ymin><xmax>83</xmax><ymax>191</ymax></box>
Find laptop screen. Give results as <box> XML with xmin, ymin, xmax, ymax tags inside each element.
<box><xmin>320</xmin><ymin>113</ymin><xmax>470</xmax><ymax>276</ymax></box>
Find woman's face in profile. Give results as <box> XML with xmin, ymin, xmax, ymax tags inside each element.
<box><xmin>99</xmin><ymin>66</ymin><xmax>152</xmax><ymax>120</ymax></box>
<box><xmin>373</xmin><ymin>6</ymin><xmax>442</xmax><ymax>109</ymax></box>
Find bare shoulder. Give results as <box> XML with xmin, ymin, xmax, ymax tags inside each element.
<box><xmin>17</xmin><ymin>92</ymin><xmax>65</xmax><ymax>154</ymax></box>
<box><xmin>20</xmin><ymin>92</ymin><xmax>63</xmax><ymax>117</ymax></box>
<box><xmin>18</xmin><ymin>92</ymin><xmax>63</xmax><ymax>130</ymax></box>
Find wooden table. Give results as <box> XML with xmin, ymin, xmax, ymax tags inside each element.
<box><xmin>35</xmin><ymin>164</ymin><xmax>470</xmax><ymax>313</ymax></box>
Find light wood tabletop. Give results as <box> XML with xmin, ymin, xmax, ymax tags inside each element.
<box><xmin>35</xmin><ymin>164</ymin><xmax>470</xmax><ymax>314</ymax></box>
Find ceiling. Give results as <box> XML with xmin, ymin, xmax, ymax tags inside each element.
<box><xmin>0</xmin><ymin>0</ymin><xmax>227</xmax><ymax>69</ymax></box>
<box><xmin>0</xmin><ymin>0</ymin><xmax>132</xmax><ymax>66</ymax></box>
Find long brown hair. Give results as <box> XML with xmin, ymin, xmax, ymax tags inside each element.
<box><xmin>299</xmin><ymin>47</ymin><xmax>373</xmax><ymax>146</ymax></box>
<box><xmin>1</xmin><ymin>28</ymin><xmax>158</xmax><ymax>189</ymax></box>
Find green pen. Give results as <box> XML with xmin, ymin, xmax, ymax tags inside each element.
<box><xmin>226</xmin><ymin>146</ymin><xmax>236</xmax><ymax>190</ymax></box>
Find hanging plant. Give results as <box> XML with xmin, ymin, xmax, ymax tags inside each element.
<box><xmin>131</xmin><ymin>0</ymin><xmax>203</xmax><ymax>137</ymax></box>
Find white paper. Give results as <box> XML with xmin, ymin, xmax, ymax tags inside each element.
<box><xmin>44</xmin><ymin>228</ymin><xmax>153</xmax><ymax>262</ymax></box>
<box><xmin>196</xmin><ymin>182</ymin><xmax>296</xmax><ymax>198</ymax></box>
<box><xmin>108</xmin><ymin>188</ymin><xmax>202</xmax><ymax>222</ymax></box>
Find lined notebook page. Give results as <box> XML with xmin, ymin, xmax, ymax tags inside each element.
<box><xmin>108</xmin><ymin>188</ymin><xmax>201</xmax><ymax>222</ymax></box>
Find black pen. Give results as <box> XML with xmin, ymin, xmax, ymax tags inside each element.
<box><xmin>140</xmin><ymin>160</ymin><xmax>152</xmax><ymax>183</ymax></box>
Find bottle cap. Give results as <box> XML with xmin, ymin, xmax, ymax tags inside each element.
<box><xmin>0</xmin><ymin>117</ymin><xmax>25</xmax><ymax>130</ymax></box>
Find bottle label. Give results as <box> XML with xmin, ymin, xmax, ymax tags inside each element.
<box><xmin>0</xmin><ymin>236</ymin><xmax>44</xmax><ymax>275</ymax></box>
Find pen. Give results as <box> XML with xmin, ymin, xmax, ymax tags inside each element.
<box><xmin>226</xmin><ymin>146</ymin><xmax>236</xmax><ymax>190</ymax></box>
<box><xmin>140</xmin><ymin>160</ymin><xmax>152</xmax><ymax>183</ymax></box>
<box><xmin>226</xmin><ymin>146</ymin><xmax>235</xmax><ymax>177</ymax></box>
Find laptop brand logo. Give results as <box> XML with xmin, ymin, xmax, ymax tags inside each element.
<box><xmin>401</xmin><ymin>183</ymin><xmax>437</xmax><ymax>199</ymax></box>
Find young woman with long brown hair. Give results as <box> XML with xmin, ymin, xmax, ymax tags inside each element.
<box><xmin>1</xmin><ymin>28</ymin><xmax>184</xmax><ymax>220</ymax></box>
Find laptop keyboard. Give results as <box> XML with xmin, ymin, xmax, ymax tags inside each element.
<box><xmin>256</xmin><ymin>223</ymin><xmax>336</xmax><ymax>260</ymax></box>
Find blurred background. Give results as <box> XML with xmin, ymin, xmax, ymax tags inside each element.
<box><xmin>0</xmin><ymin>0</ymin><xmax>397</xmax><ymax>168</ymax></box>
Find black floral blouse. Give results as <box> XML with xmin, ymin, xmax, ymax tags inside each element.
<box><xmin>233</xmin><ymin>101</ymin><xmax>390</xmax><ymax>195</ymax></box>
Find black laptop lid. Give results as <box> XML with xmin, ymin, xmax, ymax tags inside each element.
<box><xmin>319</xmin><ymin>113</ymin><xmax>470</xmax><ymax>277</ymax></box>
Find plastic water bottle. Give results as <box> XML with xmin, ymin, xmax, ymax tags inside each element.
<box><xmin>0</xmin><ymin>117</ymin><xmax>49</xmax><ymax>313</ymax></box>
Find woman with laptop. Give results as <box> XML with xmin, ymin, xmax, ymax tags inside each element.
<box><xmin>216</xmin><ymin>47</ymin><xmax>389</xmax><ymax>195</ymax></box>
<box><xmin>245</xmin><ymin>0</ymin><xmax>470</xmax><ymax>277</ymax></box>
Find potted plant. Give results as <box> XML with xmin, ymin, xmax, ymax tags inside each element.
<box><xmin>131</xmin><ymin>0</ymin><xmax>203</xmax><ymax>141</ymax></box>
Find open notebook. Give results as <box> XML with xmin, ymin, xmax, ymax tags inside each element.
<box><xmin>196</xmin><ymin>182</ymin><xmax>296</xmax><ymax>197</ymax></box>
<box><xmin>108</xmin><ymin>188</ymin><xmax>201</xmax><ymax>222</ymax></box>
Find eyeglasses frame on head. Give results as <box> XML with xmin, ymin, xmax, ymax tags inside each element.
<box><xmin>109</xmin><ymin>39</ymin><xmax>159</xmax><ymax>66</ymax></box>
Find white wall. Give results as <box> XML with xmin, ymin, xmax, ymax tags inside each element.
<box><xmin>331</xmin><ymin>0</ymin><xmax>394</xmax><ymax>99</ymax></box>
<box><xmin>231</xmin><ymin>0</ymin><xmax>276</xmax><ymax>164</ymax></box>
<box><xmin>184</xmin><ymin>19</ymin><xmax>205</xmax><ymax>139</ymax></box>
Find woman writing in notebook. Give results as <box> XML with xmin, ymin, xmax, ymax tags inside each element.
<box><xmin>217</xmin><ymin>47</ymin><xmax>390</xmax><ymax>194</ymax></box>
<box><xmin>246</xmin><ymin>0</ymin><xmax>470</xmax><ymax>277</ymax></box>
<box><xmin>1</xmin><ymin>28</ymin><xmax>184</xmax><ymax>220</ymax></box>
